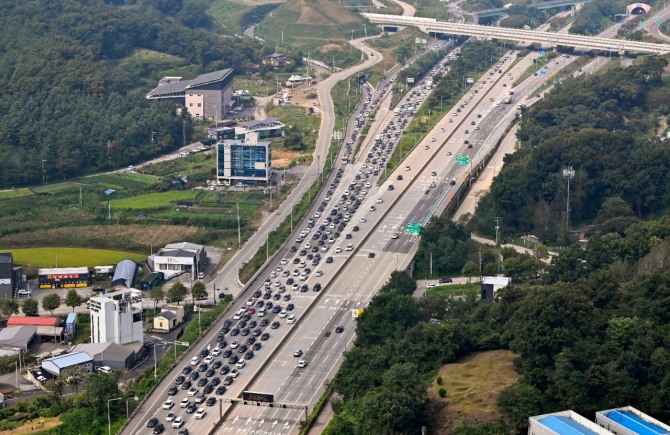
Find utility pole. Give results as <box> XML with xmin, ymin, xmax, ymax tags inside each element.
<box><xmin>266</xmin><ymin>232</ymin><xmax>269</xmax><ymax>262</ymax></box>
<box><xmin>79</xmin><ymin>183</ymin><xmax>83</xmax><ymax>207</ymax></box>
<box><xmin>429</xmin><ymin>252</ymin><xmax>433</xmax><ymax>277</ymax></box>
<box><xmin>563</xmin><ymin>166</ymin><xmax>575</xmax><ymax>235</ymax></box>
<box><xmin>494</xmin><ymin>217</ymin><xmax>502</xmax><ymax>245</ymax></box>
<box><xmin>479</xmin><ymin>247</ymin><xmax>483</xmax><ymax>281</ymax></box>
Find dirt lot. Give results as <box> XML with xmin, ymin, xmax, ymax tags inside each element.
<box><xmin>426</xmin><ymin>350</ymin><xmax>519</xmax><ymax>433</ymax></box>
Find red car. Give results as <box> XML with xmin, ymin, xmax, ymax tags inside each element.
<box><xmin>247</xmin><ymin>307</ymin><xmax>255</xmax><ymax>314</ymax></box>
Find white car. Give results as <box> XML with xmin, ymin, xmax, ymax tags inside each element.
<box><xmin>315</xmin><ymin>270</ymin><xmax>323</xmax><ymax>277</ymax></box>
<box><xmin>236</xmin><ymin>359</ymin><xmax>246</xmax><ymax>369</ymax></box>
<box><xmin>190</xmin><ymin>356</ymin><xmax>199</xmax><ymax>366</ymax></box>
<box><xmin>230</xmin><ymin>368</ymin><xmax>240</xmax><ymax>378</ymax></box>
<box><xmin>279</xmin><ymin>310</ymin><xmax>288</xmax><ymax>318</ymax></box>
<box><xmin>171</xmin><ymin>416</ymin><xmax>184</xmax><ymax>428</ymax></box>
<box><xmin>335</xmin><ymin>247</ymin><xmax>342</xmax><ymax>254</ymax></box>
<box><xmin>287</xmin><ymin>315</ymin><xmax>296</xmax><ymax>324</ymax></box>
<box><xmin>204</xmin><ymin>355</ymin><xmax>213</xmax><ymax>364</ymax></box>
<box><xmin>163</xmin><ymin>400</ymin><xmax>175</xmax><ymax>410</ymax></box>
<box><xmin>281</xmin><ymin>258</ymin><xmax>288</xmax><ymax>265</ymax></box>
<box><xmin>188</xmin><ymin>387</ymin><xmax>198</xmax><ymax>396</ymax></box>
<box><xmin>346</xmin><ymin>244</ymin><xmax>354</xmax><ymax>251</ymax></box>
<box><xmin>297</xmin><ymin>360</ymin><xmax>308</xmax><ymax>368</ymax></box>
<box><xmin>391</xmin><ymin>233</ymin><xmax>399</xmax><ymax>240</ymax></box>
<box><xmin>230</xmin><ymin>340</ymin><xmax>240</xmax><ymax>349</ymax></box>
<box><xmin>211</xmin><ymin>347</ymin><xmax>221</xmax><ymax>356</ymax></box>
<box><xmin>17</xmin><ymin>289</ymin><xmax>31</xmax><ymax>297</ymax></box>
<box><xmin>195</xmin><ymin>408</ymin><xmax>206</xmax><ymax>419</ymax></box>
<box><xmin>180</xmin><ymin>398</ymin><xmax>190</xmax><ymax>408</ymax></box>
<box><xmin>165</xmin><ymin>412</ymin><xmax>176</xmax><ymax>422</ymax></box>
<box><xmin>97</xmin><ymin>366</ymin><xmax>112</xmax><ymax>374</ymax></box>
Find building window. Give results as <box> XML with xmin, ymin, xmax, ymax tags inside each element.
<box><xmin>197</xmin><ymin>103</ymin><xmax>201</xmax><ymax>107</ymax></box>
<box><xmin>189</xmin><ymin>103</ymin><xmax>193</xmax><ymax>107</ymax></box>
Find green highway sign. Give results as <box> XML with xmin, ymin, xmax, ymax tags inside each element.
<box><xmin>405</xmin><ymin>222</ymin><xmax>422</xmax><ymax>234</ymax></box>
<box><xmin>456</xmin><ymin>156</ymin><xmax>470</xmax><ymax>165</ymax></box>
<box><xmin>656</xmin><ymin>19</ymin><xmax>662</xmax><ymax>25</ymax></box>
<box><xmin>639</xmin><ymin>20</ymin><xmax>646</xmax><ymax>26</ymax></box>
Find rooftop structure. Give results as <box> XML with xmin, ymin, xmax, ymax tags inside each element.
<box><xmin>7</xmin><ymin>316</ymin><xmax>60</xmax><ymax>327</ymax></box>
<box><xmin>216</xmin><ymin>139</ymin><xmax>272</xmax><ymax>185</ymax></box>
<box><xmin>596</xmin><ymin>407</ymin><xmax>670</xmax><ymax>435</ymax></box>
<box><xmin>147</xmin><ymin>69</ymin><xmax>235</xmax><ymax>120</ymax></box>
<box><xmin>111</xmin><ymin>259</ymin><xmax>137</xmax><ymax>289</ymax></box>
<box><xmin>41</xmin><ymin>351</ymin><xmax>93</xmax><ymax>376</ymax></box>
<box><xmin>149</xmin><ymin>242</ymin><xmax>206</xmax><ymax>280</ymax></box>
<box><xmin>0</xmin><ymin>325</ymin><xmax>36</xmax><ymax>353</ymax></box>
<box><xmin>529</xmin><ymin>410</ymin><xmax>615</xmax><ymax>435</ymax></box>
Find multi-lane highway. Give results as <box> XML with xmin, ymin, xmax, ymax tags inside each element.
<box><xmin>208</xmin><ymin>46</ymin><xmax>584</xmax><ymax>435</ymax></box>
<box><xmin>125</xmin><ymin>10</ymin><xmax>633</xmax><ymax>433</ymax></box>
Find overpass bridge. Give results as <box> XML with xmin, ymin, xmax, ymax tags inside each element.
<box><xmin>474</xmin><ymin>0</ymin><xmax>592</xmax><ymax>21</ymax></box>
<box><xmin>362</xmin><ymin>13</ymin><xmax>670</xmax><ymax>54</ymax></box>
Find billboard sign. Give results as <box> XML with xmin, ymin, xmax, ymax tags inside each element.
<box><xmin>406</xmin><ymin>77</ymin><xmax>415</xmax><ymax>84</ymax></box>
<box><xmin>242</xmin><ymin>391</ymin><xmax>274</xmax><ymax>403</ymax></box>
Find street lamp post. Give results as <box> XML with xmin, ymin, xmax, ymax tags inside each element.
<box><xmin>108</xmin><ymin>397</ymin><xmax>122</xmax><ymax>435</ymax></box>
<box><xmin>563</xmin><ymin>166</ymin><xmax>575</xmax><ymax>234</ymax></box>
<box><xmin>126</xmin><ymin>396</ymin><xmax>139</xmax><ymax>419</ymax></box>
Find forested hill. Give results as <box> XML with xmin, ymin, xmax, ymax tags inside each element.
<box><xmin>0</xmin><ymin>0</ymin><xmax>258</xmax><ymax>188</ymax></box>
<box><xmin>471</xmin><ymin>57</ymin><xmax>670</xmax><ymax>243</ymax></box>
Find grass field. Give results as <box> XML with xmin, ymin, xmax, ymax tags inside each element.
<box><xmin>1</xmin><ymin>416</ymin><xmax>62</xmax><ymax>434</ymax></box>
<box><xmin>110</xmin><ymin>190</ymin><xmax>201</xmax><ymax>209</ymax></box>
<box><xmin>85</xmin><ymin>172</ymin><xmax>159</xmax><ymax>190</ymax></box>
<box><xmin>429</xmin><ymin>350</ymin><xmax>519</xmax><ymax>429</ymax></box>
<box><xmin>6</xmin><ymin>247</ymin><xmax>146</xmax><ymax>268</ymax></box>
<box><xmin>0</xmin><ymin>188</ymin><xmax>34</xmax><ymax>201</ymax></box>
<box><xmin>426</xmin><ymin>283</ymin><xmax>480</xmax><ymax>298</ymax></box>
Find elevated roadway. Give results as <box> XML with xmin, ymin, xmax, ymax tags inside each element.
<box><xmin>362</xmin><ymin>13</ymin><xmax>670</xmax><ymax>54</ymax></box>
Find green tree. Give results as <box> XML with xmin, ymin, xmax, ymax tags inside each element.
<box><xmin>149</xmin><ymin>286</ymin><xmax>165</xmax><ymax>309</ymax></box>
<box><xmin>22</xmin><ymin>298</ymin><xmax>39</xmax><ymax>316</ymax></box>
<box><xmin>461</xmin><ymin>261</ymin><xmax>479</xmax><ymax>282</ymax></box>
<box><xmin>497</xmin><ymin>382</ymin><xmax>544</xmax><ymax>433</ymax></box>
<box><xmin>83</xmin><ymin>372</ymin><xmax>121</xmax><ymax>417</ymax></box>
<box><xmin>1</xmin><ymin>299</ymin><xmax>19</xmax><ymax>317</ymax></box>
<box><xmin>167</xmin><ymin>282</ymin><xmax>188</xmax><ymax>305</ymax></box>
<box><xmin>191</xmin><ymin>281</ymin><xmax>208</xmax><ymax>301</ymax></box>
<box><xmin>42</xmin><ymin>293</ymin><xmax>61</xmax><ymax>316</ymax></box>
<box><xmin>64</xmin><ymin>289</ymin><xmax>82</xmax><ymax>312</ymax></box>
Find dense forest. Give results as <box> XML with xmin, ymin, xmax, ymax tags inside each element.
<box><xmin>325</xmin><ymin>215</ymin><xmax>670</xmax><ymax>433</ymax></box>
<box><xmin>471</xmin><ymin>57</ymin><xmax>670</xmax><ymax>243</ymax></box>
<box><xmin>0</xmin><ymin>0</ymin><xmax>259</xmax><ymax>188</ymax></box>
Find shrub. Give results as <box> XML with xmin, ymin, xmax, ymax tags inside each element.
<box><xmin>436</xmin><ymin>376</ymin><xmax>443</xmax><ymax>385</ymax></box>
<box><xmin>438</xmin><ymin>388</ymin><xmax>447</xmax><ymax>398</ymax></box>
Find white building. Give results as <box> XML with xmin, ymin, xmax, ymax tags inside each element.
<box><xmin>595</xmin><ymin>406</ymin><xmax>670</xmax><ymax>435</ymax></box>
<box><xmin>480</xmin><ymin>276</ymin><xmax>512</xmax><ymax>301</ymax></box>
<box><xmin>148</xmin><ymin>242</ymin><xmax>207</xmax><ymax>280</ymax></box>
<box><xmin>90</xmin><ymin>288</ymin><xmax>143</xmax><ymax>346</ymax></box>
<box><xmin>529</xmin><ymin>410</ymin><xmax>615</xmax><ymax>435</ymax></box>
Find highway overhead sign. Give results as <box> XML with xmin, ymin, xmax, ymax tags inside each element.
<box><xmin>405</xmin><ymin>222</ymin><xmax>422</xmax><ymax>234</ymax></box>
<box><xmin>456</xmin><ymin>156</ymin><xmax>470</xmax><ymax>165</ymax></box>
<box><xmin>243</xmin><ymin>391</ymin><xmax>274</xmax><ymax>403</ymax></box>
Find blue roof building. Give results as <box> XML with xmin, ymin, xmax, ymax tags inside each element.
<box><xmin>596</xmin><ymin>407</ymin><xmax>670</xmax><ymax>435</ymax></box>
<box><xmin>41</xmin><ymin>351</ymin><xmax>93</xmax><ymax>376</ymax></box>
<box><xmin>529</xmin><ymin>410</ymin><xmax>615</xmax><ymax>435</ymax></box>
<box><xmin>65</xmin><ymin>312</ymin><xmax>78</xmax><ymax>333</ymax></box>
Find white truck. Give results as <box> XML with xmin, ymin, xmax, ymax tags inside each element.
<box><xmin>503</xmin><ymin>94</ymin><xmax>513</xmax><ymax>104</ymax></box>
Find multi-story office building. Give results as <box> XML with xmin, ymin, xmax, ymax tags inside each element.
<box><xmin>216</xmin><ymin>137</ymin><xmax>271</xmax><ymax>185</ymax></box>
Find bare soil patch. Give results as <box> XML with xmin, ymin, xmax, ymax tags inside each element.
<box><xmin>272</xmin><ymin>149</ymin><xmax>303</xmax><ymax>169</ymax></box>
<box><xmin>427</xmin><ymin>350</ymin><xmax>519</xmax><ymax>434</ymax></box>
<box><xmin>297</xmin><ymin>5</ymin><xmax>332</xmax><ymax>24</ymax></box>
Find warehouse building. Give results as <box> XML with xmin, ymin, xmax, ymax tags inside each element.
<box><xmin>41</xmin><ymin>352</ymin><xmax>93</xmax><ymax>376</ymax></box>
<box><xmin>146</xmin><ymin>69</ymin><xmax>235</xmax><ymax>120</ymax></box>
<box><xmin>0</xmin><ymin>325</ymin><xmax>36</xmax><ymax>354</ymax></box>
<box><xmin>216</xmin><ymin>138</ymin><xmax>271</xmax><ymax>185</ymax></box>
<box><xmin>595</xmin><ymin>407</ymin><xmax>670</xmax><ymax>435</ymax></box>
<box><xmin>90</xmin><ymin>288</ymin><xmax>143</xmax><ymax>346</ymax></box>
<box><xmin>72</xmin><ymin>342</ymin><xmax>142</xmax><ymax>371</ymax></box>
<box><xmin>38</xmin><ymin>267</ymin><xmax>90</xmax><ymax>289</ymax></box>
<box><xmin>480</xmin><ymin>276</ymin><xmax>512</xmax><ymax>301</ymax></box>
<box><xmin>111</xmin><ymin>259</ymin><xmax>137</xmax><ymax>289</ymax></box>
<box><xmin>529</xmin><ymin>410</ymin><xmax>615</xmax><ymax>435</ymax></box>
<box><xmin>237</xmin><ymin>118</ymin><xmax>285</xmax><ymax>140</ymax></box>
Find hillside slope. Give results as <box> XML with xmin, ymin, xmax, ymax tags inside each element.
<box><xmin>0</xmin><ymin>0</ymin><xmax>258</xmax><ymax>188</ymax></box>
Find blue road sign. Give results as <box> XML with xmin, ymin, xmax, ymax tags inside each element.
<box><xmin>540</xmin><ymin>69</ymin><xmax>547</xmax><ymax>76</ymax></box>
<box><xmin>539</xmin><ymin>50</ymin><xmax>546</xmax><ymax>56</ymax></box>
